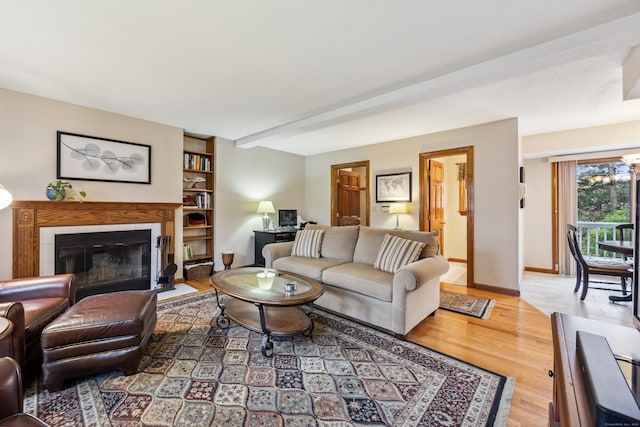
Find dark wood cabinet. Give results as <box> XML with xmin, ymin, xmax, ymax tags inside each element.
<box><xmin>551</xmin><ymin>312</ymin><xmax>640</xmax><ymax>426</ymax></box>
<box><xmin>254</xmin><ymin>230</ymin><xmax>298</xmax><ymax>266</ymax></box>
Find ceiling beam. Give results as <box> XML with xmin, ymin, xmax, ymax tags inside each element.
<box><xmin>234</xmin><ymin>12</ymin><xmax>640</xmax><ymax>150</ymax></box>
<box><xmin>623</xmin><ymin>45</ymin><xmax>640</xmax><ymax>101</ymax></box>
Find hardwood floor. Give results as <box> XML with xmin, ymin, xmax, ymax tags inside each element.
<box><xmin>185</xmin><ymin>271</ymin><xmax>636</xmax><ymax>426</ymax></box>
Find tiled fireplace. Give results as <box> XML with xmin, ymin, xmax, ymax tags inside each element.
<box><xmin>11</xmin><ymin>202</ymin><xmax>181</xmax><ymax>293</ymax></box>
<box><xmin>41</xmin><ymin>224</ymin><xmax>159</xmax><ymax>299</ymax></box>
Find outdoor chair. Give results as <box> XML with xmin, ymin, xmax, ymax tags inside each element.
<box><xmin>567</xmin><ymin>224</ymin><xmax>632</xmax><ymax>300</ymax></box>
<box><xmin>615</xmin><ymin>223</ymin><xmax>634</xmax><ymax>262</ymax></box>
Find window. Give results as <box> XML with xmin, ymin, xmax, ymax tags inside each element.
<box><xmin>576</xmin><ymin>158</ymin><xmax>631</xmax><ymax>257</ymax></box>
<box><xmin>577</xmin><ymin>159</ymin><xmax>630</xmax><ymax>223</ymax></box>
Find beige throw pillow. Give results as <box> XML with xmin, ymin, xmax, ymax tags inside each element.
<box><xmin>374</xmin><ymin>234</ymin><xmax>425</xmax><ymax>273</ymax></box>
<box><xmin>291</xmin><ymin>229</ymin><xmax>325</xmax><ymax>258</ymax></box>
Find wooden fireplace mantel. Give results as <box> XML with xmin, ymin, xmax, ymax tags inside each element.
<box><xmin>11</xmin><ymin>201</ymin><xmax>181</xmax><ymax>279</ymax></box>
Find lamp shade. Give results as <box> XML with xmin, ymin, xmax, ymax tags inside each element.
<box><xmin>623</xmin><ymin>153</ymin><xmax>640</xmax><ymax>166</ymax></box>
<box><xmin>257</xmin><ymin>201</ymin><xmax>275</xmax><ymax>214</ymax></box>
<box><xmin>389</xmin><ymin>203</ymin><xmax>407</xmax><ymax>214</ymax></box>
<box><xmin>0</xmin><ymin>184</ymin><xmax>13</xmax><ymax>210</ymax></box>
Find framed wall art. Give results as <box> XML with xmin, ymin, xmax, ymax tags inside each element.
<box><xmin>57</xmin><ymin>131</ymin><xmax>151</xmax><ymax>184</ymax></box>
<box><xmin>376</xmin><ymin>172</ymin><xmax>412</xmax><ymax>202</ymax></box>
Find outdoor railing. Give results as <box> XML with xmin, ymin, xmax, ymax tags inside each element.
<box><xmin>575</xmin><ymin>221</ymin><xmax>630</xmax><ymax>258</ymax></box>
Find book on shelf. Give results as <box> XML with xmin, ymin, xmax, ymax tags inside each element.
<box><xmin>195</xmin><ymin>192</ymin><xmax>212</xmax><ymax>209</ymax></box>
<box><xmin>183</xmin><ymin>153</ymin><xmax>211</xmax><ymax>171</ymax></box>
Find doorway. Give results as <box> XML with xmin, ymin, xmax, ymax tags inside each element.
<box><xmin>419</xmin><ymin>147</ymin><xmax>474</xmax><ymax>287</ymax></box>
<box><xmin>331</xmin><ymin>161</ymin><xmax>370</xmax><ymax>227</ymax></box>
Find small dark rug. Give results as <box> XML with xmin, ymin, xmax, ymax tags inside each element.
<box><xmin>24</xmin><ymin>291</ymin><xmax>513</xmax><ymax>426</ymax></box>
<box><xmin>440</xmin><ymin>290</ymin><xmax>496</xmax><ymax>320</ymax></box>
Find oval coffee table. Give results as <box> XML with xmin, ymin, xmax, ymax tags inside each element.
<box><xmin>209</xmin><ymin>267</ymin><xmax>324</xmax><ymax>356</ymax></box>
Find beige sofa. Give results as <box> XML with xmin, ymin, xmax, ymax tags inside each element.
<box><xmin>263</xmin><ymin>224</ymin><xmax>449</xmax><ymax>336</ymax></box>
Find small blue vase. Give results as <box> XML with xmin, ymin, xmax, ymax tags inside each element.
<box><xmin>46</xmin><ymin>188</ymin><xmax>66</xmax><ymax>201</ymax></box>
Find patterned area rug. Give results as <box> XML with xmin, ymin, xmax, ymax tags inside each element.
<box><xmin>24</xmin><ymin>291</ymin><xmax>513</xmax><ymax>426</ymax></box>
<box><xmin>440</xmin><ymin>290</ymin><xmax>496</xmax><ymax>320</ymax></box>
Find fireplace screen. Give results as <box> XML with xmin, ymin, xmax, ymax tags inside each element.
<box><xmin>55</xmin><ymin>230</ymin><xmax>151</xmax><ymax>300</ymax></box>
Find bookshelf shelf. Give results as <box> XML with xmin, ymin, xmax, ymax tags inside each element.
<box><xmin>183</xmin><ymin>133</ymin><xmax>215</xmax><ymax>276</ymax></box>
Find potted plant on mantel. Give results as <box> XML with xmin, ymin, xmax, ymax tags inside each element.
<box><xmin>46</xmin><ymin>180</ymin><xmax>87</xmax><ymax>202</ymax></box>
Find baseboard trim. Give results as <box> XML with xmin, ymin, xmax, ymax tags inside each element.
<box><xmin>447</xmin><ymin>258</ymin><xmax>467</xmax><ymax>263</ymax></box>
<box><xmin>525</xmin><ymin>266</ymin><xmax>557</xmax><ymax>274</ymax></box>
<box><xmin>474</xmin><ymin>282</ymin><xmax>520</xmax><ymax>297</ymax></box>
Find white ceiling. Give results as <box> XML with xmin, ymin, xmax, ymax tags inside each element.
<box><xmin>3</xmin><ymin>1</ymin><xmax>640</xmax><ymax>156</ymax></box>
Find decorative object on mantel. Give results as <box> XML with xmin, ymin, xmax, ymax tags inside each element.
<box><xmin>0</xmin><ymin>184</ymin><xmax>13</xmax><ymax>209</ymax></box>
<box><xmin>45</xmin><ymin>180</ymin><xmax>86</xmax><ymax>202</ymax></box>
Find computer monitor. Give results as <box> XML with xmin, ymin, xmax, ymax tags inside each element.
<box><xmin>278</xmin><ymin>209</ymin><xmax>297</xmax><ymax>228</ymax></box>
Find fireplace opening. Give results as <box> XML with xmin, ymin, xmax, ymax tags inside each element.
<box><xmin>55</xmin><ymin>230</ymin><xmax>151</xmax><ymax>300</ymax></box>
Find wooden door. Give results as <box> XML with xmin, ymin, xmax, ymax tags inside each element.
<box><xmin>429</xmin><ymin>160</ymin><xmax>445</xmax><ymax>254</ymax></box>
<box><xmin>337</xmin><ymin>170</ymin><xmax>361</xmax><ymax>226</ymax></box>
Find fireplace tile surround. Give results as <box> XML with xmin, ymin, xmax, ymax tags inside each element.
<box><xmin>11</xmin><ymin>201</ymin><xmax>181</xmax><ymax>281</ymax></box>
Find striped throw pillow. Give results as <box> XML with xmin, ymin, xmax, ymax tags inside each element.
<box><xmin>291</xmin><ymin>229</ymin><xmax>325</xmax><ymax>258</ymax></box>
<box><xmin>374</xmin><ymin>234</ymin><xmax>425</xmax><ymax>273</ymax></box>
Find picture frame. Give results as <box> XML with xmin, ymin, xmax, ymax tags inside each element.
<box><xmin>57</xmin><ymin>131</ymin><xmax>151</xmax><ymax>184</ymax></box>
<box><xmin>376</xmin><ymin>172</ymin><xmax>412</xmax><ymax>202</ymax></box>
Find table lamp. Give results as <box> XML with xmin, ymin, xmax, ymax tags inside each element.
<box><xmin>389</xmin><ymin>203</ymin><xmax>407</xmax><ymax>230</ymax></box>
<box><xmin>0</xmin><ymin>184</ymin><xmax>13</xmax><ymax>210</ymax></box>
<box><xmin>257</xmin><ymin>201</ymin><xmax>275</xmax><ymax>231</ymax></box>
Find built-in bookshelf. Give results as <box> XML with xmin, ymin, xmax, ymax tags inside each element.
<box><xmin>183</xmin><ymin>133</ymin><xmax>215</xmax><ymax>278</ymax></box>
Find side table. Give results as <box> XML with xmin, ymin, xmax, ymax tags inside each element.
<box><xmin>254</xmin><ymin>229</ymin><xmax>298</xmax><ymax>266</ymax></box>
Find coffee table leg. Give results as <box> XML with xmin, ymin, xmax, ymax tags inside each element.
<box><xmin>303</xmin><ymin>303</ymin><xmax>315</xmax><ymax>337</ymax></box>
<box><xmin>214</xmin><ymin>290</ymin><xmax>230</xmax><ymax>329</ymax></box>
<box><xmin>255</xmin><ymin>303</ymin><xmax>274</xmax><ymax>357</ymax></box>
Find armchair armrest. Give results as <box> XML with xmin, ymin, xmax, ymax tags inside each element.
<box><xmin>394</xmin><ymin>255</ymin><xmax>450</xmax><ymax>291</ymax></box>
<box><xmin>0</xmin><ymin>357</ymin><xmax>22</xmax><ymax>420</ymax></box>
<box><xmin>0</xmin><ymin>302</ymin><xmax>25</xmax><ymax>373</ymax></box>
<box><xmin>0</xmin><ymin>274</ymin><xmax>77</xmax><ymax>305</ymax></box>
<box><xmin>263</xmin><ymin>242</ymin><xmax>294</xmax><ymax>268</ymax></box>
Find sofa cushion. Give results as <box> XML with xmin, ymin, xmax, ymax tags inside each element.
<box><xmin>306</xmin><ymin>224</ymin><xmax>359</xmax><ymax>261</ymax></box>
<box><xmin>321</xmin><ymin>263</ymin><xmax>393</xmax><ymax>302</ymax></box>
<box><xmin>353</xmin><ymin>226</ymin><xmax>439</xmax><ymax>265</ymax></box>
<box><xmin>291</xmin><ymin>229</ymin><xmax>325</xmax><ymax>258</ymax></box>
<box><xmin>374</xmin><ymin>234</ymin><xmax>425</xmax><ymax>273</ymax></box>
<box><xmin>273</xmin><ymin>256</ymin><xmax>347</xmax><ymax>282</ymax></box>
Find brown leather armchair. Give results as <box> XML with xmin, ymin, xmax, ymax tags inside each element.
<box><xmin>0</xmin><ymin>357</ymin><xmax>49</xmax><ymax>426</ymax></box>
<box><xmin>0</xmin><ymin>274</ymin><xmax>76</xmax><ymax>375</ymax></box>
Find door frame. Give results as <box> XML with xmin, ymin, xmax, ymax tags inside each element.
<box><xmin>419</xmin><ymin>146</ymin><xmax>474</xmax><ymax>287</ymax></box>
<box><xmin>331</xmin><ymin>161</ymin><xmax>370</xmax><ymax>226</ymax></box>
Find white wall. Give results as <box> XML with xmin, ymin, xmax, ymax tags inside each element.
<box><xmin>0</xmin><ymin>89</ymin><xmax>305</xmax><ymax>280</ymax></box>
<box><xmin>305</xmin><ymin>118</ymin><xmax>521</xmax><ymax>292</ymax></box>
<box><xmin>214</xmin><ymin>138</ymin><xmax>305</xmax><ymax>268</ymax></box>
<box><xmin>0</xmin><ymin>88</ymin><xmax>183</xmax><ymax>280</ymax></box>
<box><xmin>522</xmin><ymin>157</ymin><xmax>553</xmax><ymax>270</ymax></box>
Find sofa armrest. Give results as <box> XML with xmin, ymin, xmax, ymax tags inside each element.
<box><xmin>393</xmin><ymin>255</ymin><xmax>450</xmax><ymax>291</ymax></box>
<box><xmin>0</xmin><ymin>302</ymin><xmax>25</xmax><ymax>374</ymax></box>
<box><xmin>0</xmin><ymin>357</ymin><xmax>22</xmax><ymax>420</ymax></box>
<box><xmin>263</xmin><ymin>242</ymin><xmax>294</xmax><ymax>268</ymax></box>
<box><xmin>0</xmin><ymin>274</ymin><xmax>77</xmax><ymax>305</ymax></box>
